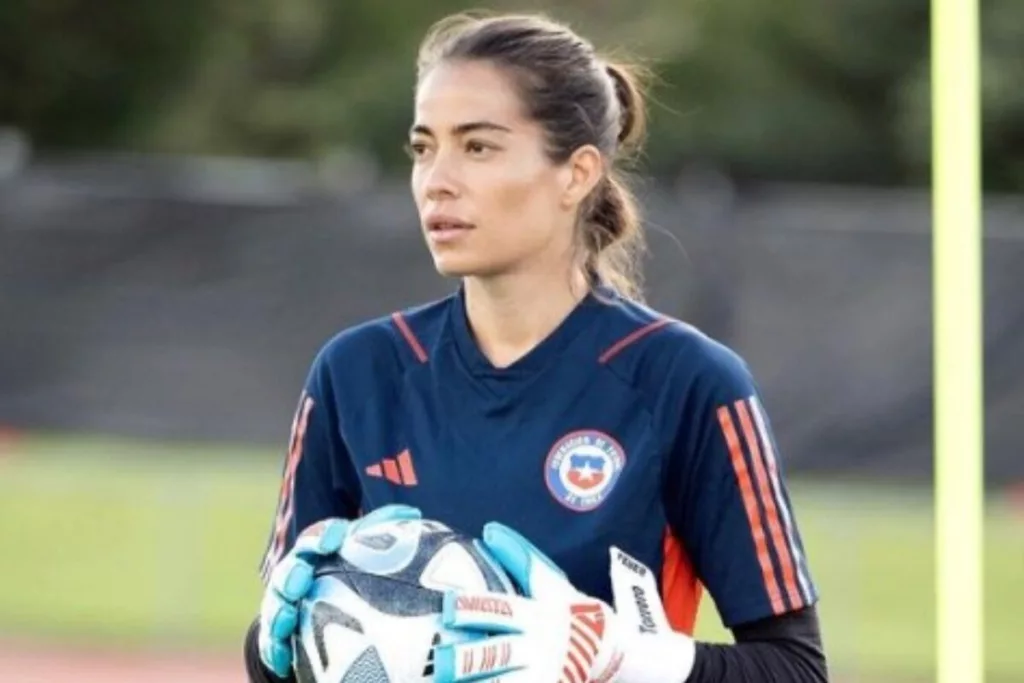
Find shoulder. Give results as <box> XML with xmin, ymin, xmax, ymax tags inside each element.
<box><xmin>596</xmin><ymin>296</ymin><xmax>756</xmax><ymax>406</ymax></box>
<box><xmin>310</xmin><ymin>293</ymin><xmax>456</xmax><ymax>384</ymax></box>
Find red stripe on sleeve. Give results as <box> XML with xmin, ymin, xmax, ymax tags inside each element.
<box><xmin>735</xmin><ymin>399</ymin><xmax>804</xmax><ymax>611</ymax></box>
<box><xmin>717</xmin><ymin>405</ymin><xmax>786</xmax><ymax>615</ymax></box>
<box><xmin>262</xmin><ymin>394</ymin><xmax>314</xmax><ymax>578</ymax></box>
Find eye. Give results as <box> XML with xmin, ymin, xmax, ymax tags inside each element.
<box><xmin>465</xmin><ymin>140</ymin><xmax>495</xmax><ymax>157</ymax></box>
<box><xmin>405</xmin><ymin>141</ymin><xmax>430</xmax><ymax>160</ymax></box>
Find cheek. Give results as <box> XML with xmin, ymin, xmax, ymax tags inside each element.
<box><xmin>410</xmin><ymin>167</ymin><xmax>427</xmax><ymax>205</ymax></box>
<box><xmin>485</xmin><ymin>163</ymin><xmax>563</xmax><ymax>235</ymax></box>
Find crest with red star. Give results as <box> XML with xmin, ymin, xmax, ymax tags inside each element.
<box><xmin>544</xmin><ymin>430</ymin><xmax>626</xmax><ymax>512</ymax></box>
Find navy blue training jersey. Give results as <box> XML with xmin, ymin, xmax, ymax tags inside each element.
<box><xmin>259</xmin><ymin>287</ymin><xmax>818</xmax><ymax>633</ymax></box>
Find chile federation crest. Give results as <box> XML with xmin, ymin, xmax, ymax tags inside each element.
<box><xmin>544</xmin><ymin>430</ymin><xmax>626</xmax><ymax>512</ymax></box>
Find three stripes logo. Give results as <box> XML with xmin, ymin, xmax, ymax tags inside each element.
<box><xmin>716</xmin><ymin>395</ymin><xmax>815</xmax><ymax>615</ymax></box>
<box><xmin>260</xmin><ymin>392</ymin><xmax>314</xmax><ymax>582</ymax></box>
<box><xmin>365</xmin><ymin>449</ymin><xmax>418</xmax><ymax>486</ymax></box>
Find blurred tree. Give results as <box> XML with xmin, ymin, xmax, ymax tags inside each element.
<box><xmin>142</xmin><ymin>0</ymin><xmax>686</xmax><ymax>165</ymax></box>
<box><xmin>646</xmin><ymin>0</ymin><xmax>931</xmax><ymax>185</ymax></box>
<box><xmin>2</xmin><ymin>0</ymin><xmax>1022</xmax><ymax>191</ymax></box>
<box><xmin>895</xmin><ymin>0</ymin><xmax>1024</xmax><ymax>191</ymax></box>
<box><xmin>981</xmin><ymin>0</ymin><xmax>1024</xmax><ymax>191</ymax></box>
<box><xmin>144</xmin><ymin>0</ymin><xmax>474</xmax><ymax>163</ymax></box>
<box><xmin>618</xmin><ymin>0</ymin><xmax>1023</xmax><ymax>191</ymax></box>
<box><xmin>0</xmin><ymin>0</ymin><xmax>213</xmax><ymax>150</ymax></box>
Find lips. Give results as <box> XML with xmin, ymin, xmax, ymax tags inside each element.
<box><xmin>424</xmin><ymin>215</ymin><xmax>475</xmax><ymax>245</ymax></box>
<box><xmin>426</xmin><ymin>217</ymin><xmax>474</xmax><ymax>232</ymax></box>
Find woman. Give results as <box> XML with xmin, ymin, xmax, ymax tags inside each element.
<box><xmin>245</xmin><ymin>11</ymin><xmax>828</xmax><ymax>683</ymax></box>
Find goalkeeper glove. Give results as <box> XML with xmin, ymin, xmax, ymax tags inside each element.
<box><xmin>257</xmin><ymin>504</ymin><xmax>422</xmax><ymax>678</ymax></box>
<box><xmin>433</xmin><ymin>522</ymin><xmax>695</xmax><ymax>683</ymax></box>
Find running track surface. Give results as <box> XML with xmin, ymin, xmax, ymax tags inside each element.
<box><xmin>0</xmin><ymin>641</ymin><xmax>244</xmax><ymax>683</ymax></box>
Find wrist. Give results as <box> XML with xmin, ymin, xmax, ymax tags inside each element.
<box><xmin>617</xmin><ymin>629</ymin><xmax>695</xmax><ymax>683</ymax></box>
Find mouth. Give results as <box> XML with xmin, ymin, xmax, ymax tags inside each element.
<box><xmin>425</xmin><ymin>217</ymin><xmax>475</xmax><ymax>242</ymax></box>
<box><xmin>426</xmin><ymin>218</ymin><xmax>475</xmax><ymax>233</ymax></box>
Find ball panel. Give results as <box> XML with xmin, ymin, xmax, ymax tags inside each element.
<box><xmin>421</xmin><ymin>544</ymin><xmax>484</xmax><ymax>592</ymax></box>
<box><xmin>294</xmin><ymin>518</ymin><xmax>515</xmax><ymax>683</ymax></box>
<box><xmin>335</xmin><ymin>569</ymin><xmax>443</xmax><ymax>618</ymax></box>
<box><xmin>341</xmin><ymin>520</ymin><xmax>427</xmax><ymax>577</ymax></box>
<box><xmin>342</xmin><ymin>647</ymin><xmax>389</xmax><ymax>683</ymax></box>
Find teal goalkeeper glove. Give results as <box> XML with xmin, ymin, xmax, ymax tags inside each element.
<box><xmin>257</xmin><ymin>504</ymin><xmax>422</xmax><ymax>678</ymax></box>
<box><xmin>433</xmin><ymin>522</ymin><xmax>696</xmax><ymax>683</ymax></box>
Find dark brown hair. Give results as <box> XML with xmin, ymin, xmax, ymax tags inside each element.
<box><xmin>417</xmin><ymin>12</ymin><xmax>650</xmax><ymax>300</ymax></box>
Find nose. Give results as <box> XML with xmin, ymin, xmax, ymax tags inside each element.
<box><xmin>418</xmin><ymin>152</ymin><xmax>460</xmax><ymax>202</ymax></box>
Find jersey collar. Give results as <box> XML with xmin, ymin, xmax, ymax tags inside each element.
<box><xmin>448</xmin><ymin>285</ymin><xmax>612</xmax><ymax>377</ymax></box>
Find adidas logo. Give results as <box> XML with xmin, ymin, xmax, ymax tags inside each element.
<box><xmin>365</xmin><ymin>449</ymin><xmax>418</xmax><ymax>486</ymax></box>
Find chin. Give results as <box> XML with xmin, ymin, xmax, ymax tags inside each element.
<box><xmin>431</xmin><ymin>253</ymin><xmax>500</xmax><ymax>279</ymax></box>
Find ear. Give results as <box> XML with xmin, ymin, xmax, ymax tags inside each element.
<box><xmin>559</xmin><ymin>144</ymin><xmax>605</xmax><ymax>210</ymax></box>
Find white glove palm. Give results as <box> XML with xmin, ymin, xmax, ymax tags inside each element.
<box><xmin>434</xmin><ymin>523</ymin><xmax>695</xmax><ymax>683</ymax></box>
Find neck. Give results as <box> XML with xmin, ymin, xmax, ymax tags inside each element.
<box><xmin>462</xmin><ymin>265</ymin><xmax>589</xmax><ymax>368</ymax></box>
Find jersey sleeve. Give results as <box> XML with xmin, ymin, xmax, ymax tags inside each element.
<box><xmin>258</xmin><ymin>349</ymin><xmax>361</xmax><ymax>583</ymax></box>
<box><xmin>664</xmin><ymin>345</ymin><xmax>819</xmax><ymax>629</ymax></box>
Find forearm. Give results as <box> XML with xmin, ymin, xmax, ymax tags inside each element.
<box><xmin>687</xmin><ymin>638</ymin><xmax>827</xmax><ymax>682</ymax></box>
<box><xmin>244</xmin><ymin>618</ymin><xmax>296</xmax><ymax>683</ymax></box>
<box><xmin>685</xmin><ymin>607</ymin><xmax>828</xmax><ymax>683</ymax></box>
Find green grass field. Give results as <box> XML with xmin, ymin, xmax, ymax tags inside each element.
<box><xmin>0</xmin><ymin>433</ymin><xmax>1020</xmax><ymax>681</ymax></box>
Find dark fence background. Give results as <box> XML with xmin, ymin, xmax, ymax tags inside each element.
<box><xmin>2</xmin><ymin>157</ymin><xmax>1021</xmax><ymax>484</ymax></box>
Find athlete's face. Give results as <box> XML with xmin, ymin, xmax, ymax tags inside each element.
<box><xmin>409</xmin><ymin>60</ymin><xmax>599</xmax><ymax>279</ymax></box>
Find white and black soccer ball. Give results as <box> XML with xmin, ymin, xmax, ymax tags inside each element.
<box><xmin>292</xmin><ymin>517</ymin><xmax>516</xmax><ymax>683</ymax></box>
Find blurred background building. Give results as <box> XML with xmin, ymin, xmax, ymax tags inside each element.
<box><xmin>0</xmin><ymin>1</ymin><xmax>1021</xmax><ymax>681</ymax></box>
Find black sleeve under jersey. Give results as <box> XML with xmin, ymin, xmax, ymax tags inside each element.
<box><xmin>687</xmin><ymin>605</ymin><xmax>828</xmax><ymax>683</ymax></box>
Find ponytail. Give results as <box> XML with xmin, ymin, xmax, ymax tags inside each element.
<box><xmin>583</xmin><ymin>172</ymin><xmax>646</xmax><ymax>301</ymax></box>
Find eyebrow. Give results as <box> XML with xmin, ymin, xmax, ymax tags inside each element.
<box><xmin>409</xmin><ymin>121</ymin><xmax>513</xmax><ymax>137</ymax></box>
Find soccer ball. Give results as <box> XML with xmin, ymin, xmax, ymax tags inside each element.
<box><xmin>292</xmin><ymin>517</ymin><xmax>516</xmax><ymax>683</ymax></box>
